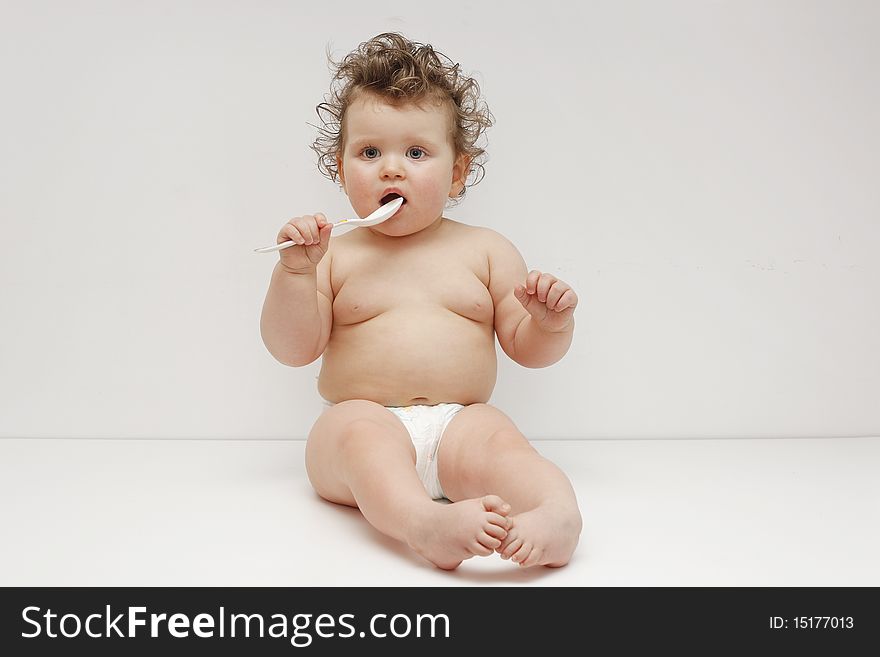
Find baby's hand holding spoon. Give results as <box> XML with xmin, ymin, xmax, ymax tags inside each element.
<box><xmin>254</xmin><ymin>197</ymin><xmax>404</xmax><ymax>261</ymax></box>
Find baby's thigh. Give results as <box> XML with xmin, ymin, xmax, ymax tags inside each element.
<box><xmin>437</xmin><ymin>403</ymin><xmax>536</xmax><ymax>499</ymax></box>
<box><xmin>304</xmin><ymin>400</ymin><xmax>413</xmax><ymax>505</ymax></box>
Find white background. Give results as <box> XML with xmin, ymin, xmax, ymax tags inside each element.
<box><xmin>1</xmin><ymin>0</ymin><xmax>877</xmax><ymax>440</ymax></box>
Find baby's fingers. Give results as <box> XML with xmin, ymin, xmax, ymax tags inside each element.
<box><xmin>316</xmin><ymin>214</ymin><xmax>333</xmax><ymax>247</ymax></box>
<box><xmin>281</xmin><ymin>223</ymin><xmax>307</xmax><ymax>245</ymax></box>
<box><xmin>552</xmin><ymin>289</ymin><xmax>578</xmax><ymax>312</ymax></box>
<box><xmin>545</xmin><ymin>281</ymin><xmax>567</xmax><ymax>310</ymax></box>
<box><xmin>525</xmin><ymin>270</ymin><xmax>543</xmax><ymax>295</ymax></box>
<box><xmin>535</xmin><ymin>274</ymin><xmax>557</xmax><ymax>303</ymax></box>
<box><xmin>281</xmin><ymin>214</ymin><xmax>325</xmax><ymax>245</ymax></box>
<box><xmin>298</xmin><ymin>215</ymin><xmax>322</xmax><ymax>245</ymax></box>
<box><xmin>546</xmin><ymin>283</ymin><xmax>578</xmax><ymax>311</ymax></box>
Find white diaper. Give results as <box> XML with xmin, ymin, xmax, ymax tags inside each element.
<box><xmin>386</xmin><ymin>403</ymin><xmax>464</xmax><ymax>500</ymax></box>
<box><xmin>323</xmin><ymin>401</ymin><xmax>464</xmax><ymax>500</ymax></box>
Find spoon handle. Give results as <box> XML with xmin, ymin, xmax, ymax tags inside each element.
<box><xmin>254</xmin><ymin>240</ymin><xmax>298</xmax><ymax>253</ymax></box>
<box><xmin>253</xmin><ymin>198</ymin><xmax>401</xmax><ymax>253</ymax></box>
<box><xmin>253</xmin><ymin>221</ymin><xmax>344</xmax><ymax>253</ymax></box>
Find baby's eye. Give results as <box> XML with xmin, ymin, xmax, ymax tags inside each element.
<box><xmin>407</xmin><ymin>147</ymin><xmax>425</xmax><ymax>159</ymax></box>
<box><xmin>362</xmin><ymin>146</ymin><xmax>380</xmax><ymax>159</ymax></box>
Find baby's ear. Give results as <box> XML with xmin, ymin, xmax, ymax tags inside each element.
<box><xmin>336</xmin><ymin>155</ymin><xmax>347</xmax><ymax>190</ymax></box>
<box><xmin>450</xmin><ymin>154</ymin><xmax>470</xmax><ymax>197</ymax></box>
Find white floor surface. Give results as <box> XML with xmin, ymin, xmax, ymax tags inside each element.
<box><xmin>1</xmin><ymin>437</ymin><xmax>878</xmax><ymax>587</ymax></box>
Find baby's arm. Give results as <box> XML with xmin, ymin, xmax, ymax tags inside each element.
<box><xmin>485</xmin><ymin>230</ymin><xmax>577</xmax><ymax>368</ymax></box>
<box><xmin>260</xmin><ymin>214</ymin><xmax>334</xmax><ymax>366</ymax></box>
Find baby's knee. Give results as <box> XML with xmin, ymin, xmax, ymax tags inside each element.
<box><xmin>485</xmin><ymin>427</ymin><xmax>534</xmax><ymax>453</ymax></box>
<box><xmin>333</xmin><ymin>399</ymin><xmax>385</xmax><ymax>415</ymax></box>
<box><xmin>564</xmin><ymin>505</ymin><xmax>584</xmax><ymax>537</ymax></box>
<box><xmin>338</xmin><ymin>418</ymin><xmax>388</xmax><ymax>453</ymax></box>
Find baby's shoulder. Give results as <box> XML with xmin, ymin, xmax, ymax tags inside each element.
<box><xmin>455</xmin><ymin>223</ymin><xmax>524</xmax><ymax>265</ymax></box>
<box><xmin>444</xmin><ymin>220</ymin><xmax>517</xmax><ymax>251</ymax></box>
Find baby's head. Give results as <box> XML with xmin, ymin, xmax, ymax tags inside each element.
<box><xmin>312</xmin><ymin>33</ymin><xmax>493</xmax><ymax>203</ymax></box>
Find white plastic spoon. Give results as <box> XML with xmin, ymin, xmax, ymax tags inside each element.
<box><xmin>254</xmin><ymin>197</ymin><xmax>404</xmax><ymax>253</ymax></box>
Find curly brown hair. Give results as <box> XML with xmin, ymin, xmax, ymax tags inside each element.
<box><xmin>311</xmin><ymin>33</ymin><xmax>493</xmax><ymax>201</ymax></box>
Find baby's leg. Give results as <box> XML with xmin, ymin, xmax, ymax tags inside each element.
<box><xmin>438</xmin><ymin>404</ymin><xmax>583</xmax><ymax>568</ymax></box>
<box><xmin>305</xmin><ymin>400</ymin><xmax>510</xmax><ymax>569</ymax></box>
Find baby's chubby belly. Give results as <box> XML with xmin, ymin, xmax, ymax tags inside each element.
<box><xmin>317</xmin><ymin>307</ymin><xmax>497</xmax><ymax>406</ymax></box>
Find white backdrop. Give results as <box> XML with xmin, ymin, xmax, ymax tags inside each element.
<box><xmin>1</xmin><ymin>0</ymin><xmax>877</xmax><ymax>439</ymax></box>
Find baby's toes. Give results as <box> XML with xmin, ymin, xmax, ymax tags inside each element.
<box><xmin>477</xmin><ymin>531</ymin><xmax>503</xmax><ymax>551</ymax></box>
<box><xmin>486</xmin><ymin>512</ymin><xmax>511</xmax><ymax>532</ymax></box>
<box><xmin>510</xmin><ymin>542</ymin><xmax>533</xmax><ymax>565</ymax></box>
<box><xmin>484</xmin><ymin>519</ymin><xmax>508</xmax><ymax>541</ymax></box>
<box><xmin>470</xmin><ymin>539</ymin><xmax>494</xmax><ymax>556</ymax></box>
<box><xmin>481</xmin><ymin>495</ymin><xmax>511</xmax><ymax>517</ymax></box>
<box><xmin>499</xmin><ymin>536</ymin><xmax>523</xmax><ymax>560</ymax></box>
<box><xmin>519</xmin><ymin>546</ymin><xmax>545</xmax><ymax>568</ymax></box>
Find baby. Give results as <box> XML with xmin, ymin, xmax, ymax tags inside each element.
<box><xmin>261</xmin><ymin>33</ymin><xmax>582</xmax><ymax>570</ymax></box>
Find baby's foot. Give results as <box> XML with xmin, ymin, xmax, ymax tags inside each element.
<box><xmin>497</xmin><ymin>503</ymin><xmax>581</xmax><ymax>568</ymax></box>
<box><xmin>407</xmin><ymin>495</ymin><xmax>511</xmax><ymax>570</ymax></box>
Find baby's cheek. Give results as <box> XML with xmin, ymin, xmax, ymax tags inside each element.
<box><xmin>345</xmin><ymin>177</ymin><xmax>375</xmax><ymax>210</ymax></box>
<box><xmin>418</xmin><ymin>178</ymin><xmax>450</xmax><ymax>205</ymax></box>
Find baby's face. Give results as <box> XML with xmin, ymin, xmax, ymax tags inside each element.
<box><xmin>337</xmin><ymin>93</ymin><xmax>466</xmax><ymax>237</ymax></box>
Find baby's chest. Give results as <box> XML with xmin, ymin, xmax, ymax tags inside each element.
<box><xmin>332</xmin><ymin>252</ymin><xmax>493</xmax><ymax>325</ymax></box>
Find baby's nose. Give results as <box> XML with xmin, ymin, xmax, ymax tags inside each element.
<box><xmin>380</xmin><ymin>157</ymin><xmax>406</xmax><ymax>179</ymax></box>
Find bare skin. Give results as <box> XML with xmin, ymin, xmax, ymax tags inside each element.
<box><xmin>437</xmin><ymin>403</ymin><xmax>582</xmax><ymax>567</ymax></box>
<box><xmin>262</xmin><ymin>94</ymin><xmax>582</xmax><ymax>569</ymax></box>
<box><xmin>407</xmin><ymin>496</ymin><xmax>512</xmax><ymax>570</ymax></box>
<box><xmin>305</xmin><ymin>399</ymin><xmax>512</xmax><ymax>570</ymax></box>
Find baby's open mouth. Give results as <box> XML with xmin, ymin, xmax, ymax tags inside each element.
<box><xmin>380</xmin><ymin>192</ymin><xmax>406</xmax><ymax>206</ymax></box>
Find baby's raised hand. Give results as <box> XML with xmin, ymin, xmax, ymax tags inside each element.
<box><xmin>276</xmin><ymin>213</ymin><xmax>333</xmax><ymax>273</ymax></box>
<box><xmin>514</xmin><ymin>270</ymin><xmax>578</xmax><ymax>332</ymax></box>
